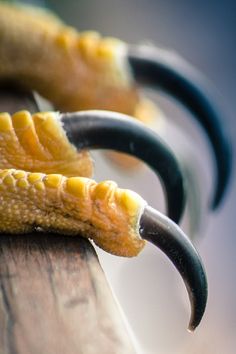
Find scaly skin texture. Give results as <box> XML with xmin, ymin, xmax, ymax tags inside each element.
<box><xmin>0</xmin><ymin>111</ymin><xmax>146</xmax><ymax>257</ymax></box>
<box><xmin>0</xmin><ymin>110</ymin><xmax>93</xmax><ymax>177</ymax></box>
<box><xmin>0</xmin><ymin>4</ymin><xmax>149</xmax><ymax>255</ymax></box>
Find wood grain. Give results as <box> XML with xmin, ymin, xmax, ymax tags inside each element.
<box><xmin>0</xmin><ymin>86</ymin><xmax>136</xmax><ymax>354</ymax></box>
<box><xmin>0</xmin><ymin>234</ymin><xmax>136</xmax><ymax>354</ymax></box>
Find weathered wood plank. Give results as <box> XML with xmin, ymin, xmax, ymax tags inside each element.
<box><xmin>0</xmin><ymin>86</ymin><xmax>136</xmax><ymax>354</ymax></box>
<box><xmin>0</xmin><ymin>234</ymin><xmax>136</xmax><ymax>354</ymax></box>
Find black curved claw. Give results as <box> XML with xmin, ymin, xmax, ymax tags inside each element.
<box><xmin>128</xmin><ymin>45</ymin><xmax>232</xmax><ymax>209</ymax></box>
<box><xmin>61</xmin><ymin>110</ymin><xmax>185</xmax><ymax>223</ymax></box>
<box><xmin>140</xmin><ymin>205</ymin><xmax>208</xmax><ymax>331</ymax></box>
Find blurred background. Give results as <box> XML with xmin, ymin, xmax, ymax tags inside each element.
<box><xmin>5</xmin><ymin>0</ymin><xmax>236</xmax><ymax>353</ymax></box>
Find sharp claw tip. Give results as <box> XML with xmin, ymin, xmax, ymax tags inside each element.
<box><xmin>211</xmin><ymin>192</ymin><xmax>224</xmax><ymax>210</ymax></box>
<box><xmin>187</xmin><ymin>326</ymin><xmax>195</xmax><ymax>333</ymax></box>
<box><xmin>188</xmin><ymin>320</ymin><xmax>198</xmax><ymax>333</ymax></box>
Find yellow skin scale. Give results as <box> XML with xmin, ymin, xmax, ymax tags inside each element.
<box><xmin>0</xmin><ymin>111</ymin><xmax>93</xmax><ymax>177</ymax></box>
<box><xmin>0</xmin><ymin>4</ymin><xmax>150</xmax><ymax>256</ymax></box>
<box><xmin>0</xmin><ymin>110</ymin><xmax>146</xmax><ymax>257</ymax></box>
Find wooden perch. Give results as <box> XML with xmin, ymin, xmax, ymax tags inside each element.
<box><xmin>0</xmin><ymin>86</ymin><xmax>136</xmax><ymax>354</ymax></box>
